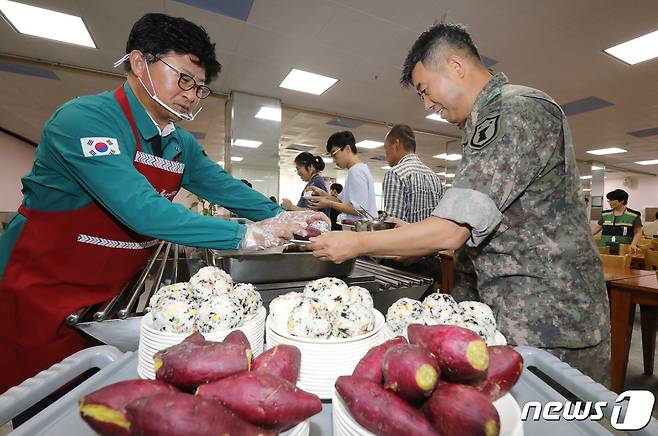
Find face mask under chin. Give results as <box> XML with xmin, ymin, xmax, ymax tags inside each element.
<box><xmin>139</xmin><ymin>62</ymin><xmax>202</xmax><ymax>122</ymax></box>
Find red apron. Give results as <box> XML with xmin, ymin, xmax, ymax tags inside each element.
<box><xmin>0</xmin><ymin>86</ymin><xmax>183</xmax><ymax>392</ymax></box>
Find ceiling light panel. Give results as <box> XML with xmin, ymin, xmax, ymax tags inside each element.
<box><xmin>255</xmin><ymin>107</ymin><xmax>281</xmax><ymax>122</ymax></box>
<box><xmin>0</xmin><ymin>0</ymin><xmax>95</xmax><ymax>48</ymax></box>
<box><xmin>279</xmin><ymin>69</ymin><xmax>338</xmax><ymax>95</ymax></box>
<box><xmin>586</xmin><ymin>148</ymin><xmax>627</xmax><ymax>155</ymax></box>
<box><xmin>356</xmin><ymin>140</ymin><xmax>384</xmax><ymax>149</ymax></box>
<box><xmin>604</xmin><ymin>29</ymin><xmax>658</xmax><ymax>65</ymax></box>
<box><xmin>233</xmin><ymin>139</ymin><xmax>262</xmax><ymax>148</ymax></box>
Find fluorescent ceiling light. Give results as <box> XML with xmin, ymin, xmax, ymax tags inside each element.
<box><xmin>580</xmin><ymin>175</ymin><xmax>592</xmax><ymax>180</ymax></box>
<box><xmin>635</xmin><ymin>159</ymin><xmax>658</xmax><ymax>165</ymax></box>
<box><xmin>445</xmin><ymin>173</ymin><xmax>455</xmax><ymax>178</ymax></box>
<box><xmin>0</xmin><ymin>0</ymin><xmax>95</xmax><ymax>48</ymax></box>
<box><xmin>434</xmin><ymin>153</ymin><xmax>462</xmax><ymax>161</ymax></box>
<box><xmin>591</xmin><ymin>165</ymin><xmax>604</xmax><ymax>170</ymax></box>
<box><xmin>252</xmin><ymin>179</ymin><xmax>264</xmax><ymax>182</ymax></box>
<box><xmin>586</xmin><ymin>148</ymin><xmax>627</xmax><ymax>155</ymax></box>
<box><xmin>231</xmin><ymin>156</ymin><xmax>244</xmax><ymax>162</ymax></box>
<box><xmin>356</xmin><ymin>140</ymin><xmax>384</xmax><ymax>149</ymax></box>
<box><xmin>445</xmin><ymin>183</ymin><xmax>452</xmax><ymax>187</ymax></box>
<box><xmin>255</xmin><ymin>107</ymin><xmax>281</xmax><ymax>122</ymax></box>
<box><xmin>233</xmin><ymin>139</ymin><xmax>262</xmax><ymax>148</ymax></box>
<box><xmin>296</xmin><ymin>143</ymin><xmax>315</xmax><ymax>147</ymax></box>
<box><xmin>583</xmin><ymin>188</ymin><xmax>591</xmax><ymax>192</ymax></box>
<box><xmin>322</xmin><ymin>157</ymin><xmax>333</xmax><ymax>163</ymax></box>
<box><xmin>381</xmin><ymin>165</ymin><xmax>391</xmax><ymax>170</ymax></box>
<box><xmin>279</xmin><ymin>68</ymin><xmax>338</xmax><ymax>95</ymax></box>
<box><xmin>426</xmin><ymin>113</ymin><xmax>449</xmax><ymax>123</ymax></box>
<box><xmin>604</xmin><ymin>30</ymin><xmax>658</xmax><ymax>65</ymax></box>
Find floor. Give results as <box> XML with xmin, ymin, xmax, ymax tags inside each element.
<box><xmin>1</xmin><ymin>308</ymin><xmax>657</xmax><ymax>435</ymax></box>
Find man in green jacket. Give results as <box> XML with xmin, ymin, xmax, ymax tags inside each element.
<box><xmin>592</xmin><ymin>189</ymin><xmax>642</xmax><ymax>255</ymax></box>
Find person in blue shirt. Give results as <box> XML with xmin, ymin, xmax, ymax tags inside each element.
<box><xmin>281</xmin><ymin>152</ymin><xmax>330</xmax><ymax>217</ymax></box>
<box><xmin>0</xmin><ymin>13</ymin><xmax>324</xmax><ymax>392</ymax></box>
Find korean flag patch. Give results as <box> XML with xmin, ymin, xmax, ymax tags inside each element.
<box><xmin>469</xmin><ymin>114</ymin><xmax>500</xmax><ymax>150</ymax></box>
<box><xmin>80</xmin><ymin>137</ymin><xmax>121</xmax><ymax>157</ymax></box>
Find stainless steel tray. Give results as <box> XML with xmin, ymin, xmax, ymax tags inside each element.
<box><xmin>207</xmin><ymin>250</ymin><xmax>356</xmax><ymax>283</ymax></box>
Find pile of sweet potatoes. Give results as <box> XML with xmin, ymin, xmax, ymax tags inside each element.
<box><xmin>337</xmin><ymin>324</ymin><xmax>524</xmax><ymax>436</ymax></box>
<box><xmin>79</xmin><ymin>331</ymin><xmax>320</xmax><ymax>435</ymax></box>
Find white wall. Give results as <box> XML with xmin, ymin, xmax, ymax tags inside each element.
<box><xmin>605</xmin><ymin>175</ymin><xmax>658</xmax><ymax>221</ymax></box>
<box><xmin>0</xmin><ymin>130</ymin><xmax>35</xmax><ymax>212</ymax></box>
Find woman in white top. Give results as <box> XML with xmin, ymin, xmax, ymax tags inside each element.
<box><xmin>308</xmin><ymin>131</ymin><xmax>377</xmax><ymax>221</ymax></box>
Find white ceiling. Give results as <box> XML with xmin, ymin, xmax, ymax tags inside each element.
<box><xmin>0</xmin><ymin>0</ymin><xmax>657</xmax><ymax>182</ymax></box>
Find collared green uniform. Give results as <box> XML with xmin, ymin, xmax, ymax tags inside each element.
<box><xmin>598</xmin><ymin>208</ymin><xmax>642</xmax><ymax>246</ymax></box>
<box><xmin>0</xmin><ymin>83</ymin><xmax>283</xmax><ymax>277</ymax></box>
<box><xmin>432</xmin><ymin>74</ymin><xmax>609</xmax><ymax>357</ymax></box>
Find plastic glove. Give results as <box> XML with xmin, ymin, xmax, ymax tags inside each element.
<box><xmin>241</xmin><ymin>217</ymin><xmax>306</xmax><ymax>250</ymax></box>
<box><xmin>272</xmin><ymin>210</ymin><xmax>331</xmax><ymax>235</ymax></box>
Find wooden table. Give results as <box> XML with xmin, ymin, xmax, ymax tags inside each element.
<box><xmin>603</xmin><ymin>266</ymin><xmax>654</xmax><ymax>282</ymax></box>
<box><xmin>437</xmin><ymin>250</ymin><xmax>454</xmax><ymax>294</ymax></box>
<box><xmin>607</xmin><ymin>272</ymin><xmax>658</xmax><ymax>393</ymax></box>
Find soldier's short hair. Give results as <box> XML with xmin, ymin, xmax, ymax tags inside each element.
<box><xmin>401</xmin><ymin>22</ymin><xmax>482</xmax><ymax>87</ymax></box>
<box><xmin>606</xmin><ymin>189</ymin><xmax>629</xmax><ymax>205</ymax></box>
<box><xmin>387</xmin><ymin>124</ymin><xmax>416</xmax><ymax>152</ymax></box>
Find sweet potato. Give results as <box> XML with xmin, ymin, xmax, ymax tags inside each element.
<box><xmin>352</xmin><ymin>336</ymin><xmax>407</xmax><ymax>383</ymax></box>
<box><xmin>251</xmin><ymin>344</ymin><xmax>301</xmax><ymax>383</ymax></box>
<box><xmin>335</xmin><ymin>375</ymin><xmax>439</xmax><ymax>436</ymax></box>
<box><xmin>196</xmin><ymin>372</ymin><xmax>321</xmax><ymax>430</ymax></box>
<box><xmin>408</xmin><ymin>324</ymin><xmax>489</xmax><ymax>382</ymax></box>
<box><xmin>223</xmin><ymin>329</ymin><xmax>251</xmax><ymax>350</ymax></box>
<box><xmin>425</xmin><ymin>382</ymin><xmax>500</xmax><ymax>436</ymax></box>
<box><xmin>292</xmin><ymin>226</ymin><xmax>321</xmax><ymax>241</ymax></box>
<box><xmin>79</xmin><ymin>379</ymin><xmax>176</xmax><ymax>436</ymax></box>
<box><xmin>382</xmin><ymin>344</ymin><xmax>439</xmax><ymax>402</ymax></box>
<box><xmin>182</xmin><ymin>331</ymin><xmax>205</xmax><ymax>344</ymax></box>
<box><xmin>125</xmin><ymin>391</ymin><xmax>274</xmax><ymax>436</ymax></box>
<box><xmin>471</xmin><ymin>345</ymin><xmax>523</xmax><ymax>400</ymax></box>
<box><xmin>154</xmin><ymin>341</ymin><xmax>251</xmax><ymax>390</ymax></box>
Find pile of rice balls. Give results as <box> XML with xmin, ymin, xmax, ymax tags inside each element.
<box><xmin>386</xmin><ymin>293</ymin><xmax>497</xmax><ymax>343</ymax></box>
<box><xmin>270</xmin><ymin>277</ymin><xmax>376</xmax><ymax>339</ymax></box>
<box><xmin>148</xmin><ymin>266</ymin><xmax>262</xmax><ymax>334</ymax></box>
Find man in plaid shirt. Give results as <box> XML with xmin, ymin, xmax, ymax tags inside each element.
<box><xmin>381</xmin><ymin>124</ymin><xmax>443</xmax><ymax>291</ymax></box>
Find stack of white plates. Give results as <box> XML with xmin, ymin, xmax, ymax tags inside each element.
<box><xmin>281</xmin><ymin>419</ymin><xmax>310</xmax><ymax>436</ymax></box>
<box><xmin>382</xmin><ymin>325</ymin><xmax>508</xmax><ymax>346</ymax></box>
<box><xmin>332</xmin><ymin>389</ymin><xmax>523</xmax><ymax>436</ymax></box>
<box><xmin>137</xmin><ymin>306</ymin><xmax>266</xmax><ymax>380</ymax></box>
<box><xmin>266</xmin><ymin>310</ymin><xmax>387</xmax><ymax>399</ymax></box>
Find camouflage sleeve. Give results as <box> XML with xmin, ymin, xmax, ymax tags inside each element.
<box><xmin>435</xmin><ymin>95</ymin><xmax>563</xmax><ymax>246</ymax></box>
<box><xmin>432</xmin><ymin>187</ymin><xmax>503</xmax><ymax>246</ymax></box>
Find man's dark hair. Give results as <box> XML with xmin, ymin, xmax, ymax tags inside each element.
<box><xmin>326</xmin><ymin>131</ymin><xmax>357</xmax><ymax>154</ymax></box>
<box><xmin>124</xmin><ymin>13</ymin><xmax>221</xmax><ymax>83</ymax></box>
<box><xmin>401</xmin><ymin>22</ymin><xmax>482</xmax><ymax>87</ymax></box>
<box><xmin>330</xmin><ymin>183</ymin><xmax>343</xmax><ymax>194</ymax></box>
<box><xmin>294</xmin><ymin>152</ymin><xmax>325</xmax><ymax>172</ymax></box>
<box><xmin>387</xmin><ymin>124</ymin><xmax>416</xmax><ymax>152</ymax></box>
<box><xmin>606</xmin><ymin>189</ymin><xmax>629</xmax><ymax>205</ymax></box>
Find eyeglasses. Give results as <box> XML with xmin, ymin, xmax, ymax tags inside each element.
<box><xmin>157</xmin><ymin>58</ymin><xmax>211</xmax><ymax>99</ymax></box>
<box><xmin>327</xmin><ymin>146</ymin><xmax>344</xmax><ymax>158</ymax></box>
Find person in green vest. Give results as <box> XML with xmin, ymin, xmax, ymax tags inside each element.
<box><xmin>592</xmin><ymin>189</ymin><xmax>642</xmax><ymax>255</ymax></box>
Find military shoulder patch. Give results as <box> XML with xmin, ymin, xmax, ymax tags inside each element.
<box><xmin>469</xmin><ymin>114</ymin><xmax>500</xmax><ymax>150</ymax></box>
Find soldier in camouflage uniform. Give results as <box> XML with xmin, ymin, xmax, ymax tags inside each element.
<box><xmin>309</xmin><ymin>22</ymin><xmax>610</xmax><ymax>386</ymax></box>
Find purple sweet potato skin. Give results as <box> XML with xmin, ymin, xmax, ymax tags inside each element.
<box><xmin>335</xmin><ymin>375</ymin><xmax>439</xmax><ymax>436</ymax></box>
<box><xmin>223</xmin><ymin>329</ymin><xmax>251</xmax><ymax>350</ymax></box>
<box><xmin>182</xmin><ymin>331</ymin><xmax>205</xmax><ymax>345</ymax></box>
<box><xmin>352</xmin><ymin>336</ymin><xmax>407</xmax><ymax>383</ymax></box>
<box><xmin>425</xmin><ymin>382</ymin><xmax>500</xmax><ymax>436</ymax></box>
<box><xmin>80</xmin><ymin>380</ymin><xmax>176</xmax><ymax>436</ymax></box>
<box><xmin>382</xmin><ymin>344</ymin><xmax>440</xmax><ymax>402</ymax></box>
<box><xmin>196</xmin><ymin>372</ymin><xmax>321</xmax><ymax>430</ymax></box>
<box><xmin>154</xmin><ymin>341</ymin><xmax>251</xmax><ymax>390</ymax></box>
<box><xmin>472</xmin><ymin>345</ymin><xmax>524</xmax><ymax>401</ymax></box>
<box><xmin>125</xmin><ymin>392</ymin><xmax>274</xmax><ymax>436</ymax></box>
<box><xmin>408</xmin><ymin>323</ymin><xmax>489</xmax><ymax>382</ymax></box>
<box><xmin>251</xmin><ymin>345</ymin><xmax>301</xmax><ymax>383</ymax></box>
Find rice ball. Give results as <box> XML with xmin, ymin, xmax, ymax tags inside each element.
<box><xmin>422</xmin><ymin>293</ymin><xmax>461</xmax><ymax>325</ymax></box>
<box><xmin>386</xmin><ymin>298</ymin><xmax>424</xmax><ymax>336</ymax></box>
<box><xmin>309</xmin><ymin>219</ymin><xmax>330</xmax><ymax>234</ymax></box>
<box><xmin>332</xmin><ymin>302</ymin><xmax>375</xmax><ymax>338</ymax></box>
<box><xmin>345</xmin><ymin>286</ymin><xmax>374</xmax><ymax>309</ymax></box>
<box><xmin>232</xmin><ymin>283</ymin><xmax>262</xmax><ymax>319</ymax></box>
<box><xmin>303</xmin><ymin>277</ymin><xmax>349</xmax><ymax>313</ymax></box>
<box><xmin>149</xmin><ymin>282</ymin><xmax>193</xmax><ymax>308</ymax></box>
<box><xmin>287</xmin><ymin>298</ymin><xmax>334</xmax><ymax>339</ymax></box>
<box><xmin>190</xmin><ymin>266</ymin><xmax>233</xmax><ymax>299</ymax></box>
<box><xmin>459</xmin><ymin>301</ymin><xmax>496</xmax><ymax>327</ymax></box>
<box><xmin>459</xmin><ymin>316</ymin><xmax>495</xmax><ymax>343</ymax></box>
<box><xmin>196</xmin><ymin>293</ymin><xmax>243</xmax><ymax>333</ymax></box>
<box><xmin>269</xmin><ymin>292</ymin><xmax>305</xmax><ymax>330</ymax></box>
<box><xmin>150</xmin><ymin>296</ymin><xmax>197</xmax><ymax>334</ymax></box>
